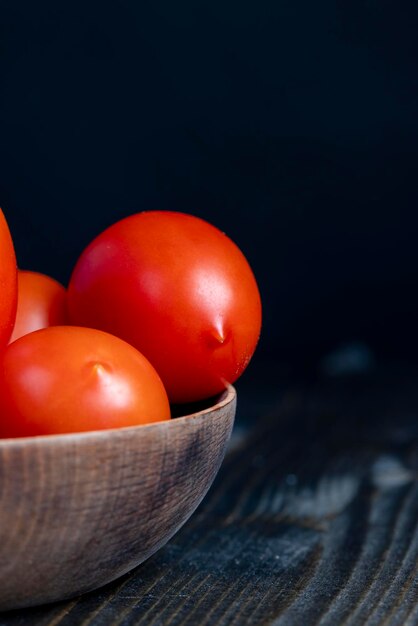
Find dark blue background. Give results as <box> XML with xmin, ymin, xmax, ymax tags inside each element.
<box><xmin>1</xmin><ymin>0</ymin><xmax>417</xmax><ymax>367</ymax></box>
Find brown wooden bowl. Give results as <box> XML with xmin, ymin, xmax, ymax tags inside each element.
<box><xmin>0</xmin><ymin>386</ymin><xmax>236</xmax><ymax>611</ymax></box>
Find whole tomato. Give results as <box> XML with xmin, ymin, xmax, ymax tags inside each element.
<box><xmin>9</xmin><ymin>270</ymin><xmax>67</xmax><ymax>343</ymax></box>
<box><xmin>0</xmin><ymin>208</ymin><xmax>17</xmax><ymax>349</ymax></box>
<box><xmin>0</xmin><ymin>326</ymin><xmax>170</xmax><ymax>437</ymax></box>
<box><xmin>67</xmin><ymin>211</ymin><xmax>261</xmax><ymax>403</ymax></box>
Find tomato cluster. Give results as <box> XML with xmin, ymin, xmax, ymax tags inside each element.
<box><xmin>0</xmin><ymin>208</ymin><xmax>261</xmax><ymax>437</ymax></box>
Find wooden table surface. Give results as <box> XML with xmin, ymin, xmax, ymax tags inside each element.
<box><xmin>1</xmin><ymin>360</ymin><xmax>418</xmax><ymax>625</ymax></box>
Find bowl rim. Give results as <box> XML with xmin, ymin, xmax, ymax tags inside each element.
<box><xmin>0</xmin><ymin>384</ymin><xmax>236</xmax><ymax>448</ymax></box>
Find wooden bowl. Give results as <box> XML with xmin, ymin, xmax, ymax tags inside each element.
<box><xmin>0</xmin><ymin>386</ymin><xmax>236</xmax><ymax>611</ymax></box>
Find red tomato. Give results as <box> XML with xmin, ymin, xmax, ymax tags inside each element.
<box><xmin>0</xmin><ymin>208</ymin><xmax>17</xmax><ymax>349</ymax></box>
<box><xmin>9</xmin><ymin>270</ymin><xmax>67</xmax><ymax>343</ymax></box>
<box><xmin>67</xmin><ymin>211</ymin><xmax>262</xmax><ymax>403</ymax></box>
<box><xmin>0</xmin><ymin>326</ymin><xmax>170</xmax><ymax>437</ymax></box>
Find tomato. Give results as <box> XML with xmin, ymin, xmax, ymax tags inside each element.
<box><xmin>9</xmin><ymin>270</ymin><xmax>67</xmax><ymax>343</ymax></box>
<box><xmin>0</xmin><ymin>208</ymin><xmax>17</xmax><ymax>349</ymax></box>
<box><xmin>0</xmin><ymin>326</ymin><xmax>170</xmax><ymax>437</ymax></box>
<box><xmin>67</xmin><ymin>211</ymin><xmax>262</xmax><ymax>403</ymax></box>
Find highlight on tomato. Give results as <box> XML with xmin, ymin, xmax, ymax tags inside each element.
<box><xmin>67</xmin><ymin>211</ymin><xmax>262</xmax><ymax>404</ymax></box>
<box><xmin>0</xmin><ymin>326</ymin><xmax>171</xmax><ymax>438</ymax></box>
<box><xmin>9</xmin><ymin>270</ymin><xmax>67</xmax><ymax>343</ymax></box>
<box><xmin>0</xmin><ymin>208</ymin><xmax>18</xmax><ymax>349</ymax></box>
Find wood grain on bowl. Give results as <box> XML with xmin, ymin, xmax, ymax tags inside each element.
<box><xmin>0</xmin><ymin>386</ymin><xmax>236</xmax><ymax>611</ymax></box>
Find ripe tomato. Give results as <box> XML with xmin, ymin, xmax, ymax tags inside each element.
<box><xmin>68</xmin><ymin>211</ymin><xmax>262</xmax><ymax>403</ymax></box>
<box><xmin>9</xmin><ymin>270</ymin><xmax>67</xmax><ymax>343</ymax></box>
<box><xmin>0</xmin><ymin>208</ymin><xmax>17</xmax><ymax>349</ymax></box>
<box><xmin>0</xmin><ymin>326</ymin><xmax>170</xmax><ymax>437</ymax></box>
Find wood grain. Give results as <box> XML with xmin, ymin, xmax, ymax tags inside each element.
<box><xmin>0</xmin><ymin>387</ymin><xmax>236</xmax><ymax>611</ymax></box>
<box><xmin>1</xmin><ymin>364</ymin><xmax>418</xmax><ymax>625</ymax></box>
